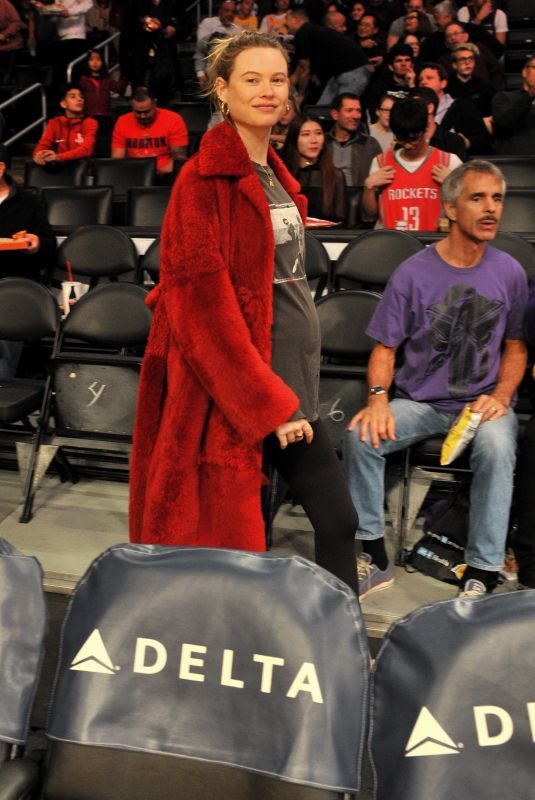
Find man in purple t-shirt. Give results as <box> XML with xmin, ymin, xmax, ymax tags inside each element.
<box><xmin>344</xmin><ymin>160</ymin><xmax>528</xmax><ymax>599</ymax></box>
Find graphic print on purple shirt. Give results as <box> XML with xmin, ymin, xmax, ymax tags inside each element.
<box><xmin>366</xmin><ymin>243</ymin><xmax>528</xmax><ymax>412</ymax></box>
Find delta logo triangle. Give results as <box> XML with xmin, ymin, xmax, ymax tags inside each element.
<box><xmin>405</xmin><ymin>706</ymin><xmax>462</xmax><ymax>757</ymax></box>
<box><xmin>70</xmin><ymin>629</ymin><xmax>118</xmax><ymax>675</ymax></box>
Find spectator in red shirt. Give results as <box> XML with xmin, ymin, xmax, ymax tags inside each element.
<box><xmin>111</xmin><ymin>85</ymin><xmax>188</xmax><ymax>177</ymax></box>
<box><xmin>33</xmin><ymin>84</ymin><xmax>98</xmax><ymax>166</ymax></box>
<box><xmin>80</xmin><ymin>49</ymin><xmax>127</xmax><ymax>136</ymax></box>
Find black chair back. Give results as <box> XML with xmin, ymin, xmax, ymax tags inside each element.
<box><xmin>334</xmin><ymin>229</ymin><xmax>425</xmax><ymax>290</ymax></box>
<box><xmin>126</xmin><ymin>186</ymin><xmax>171</xmax><ymax>227</ymax></box>
<box><xmin>92</xmin><ymin>158</ymin><xmax>157</xmax><ymax>200</ymax></box>
<box><xmin>492</xmin><ymin>231</ymin><xmax>535</xmax><ymax>282</ymax></box>
<box><xmin>57</xmin><ymin>225</ymin><xmax>139</xmax><ymax>282</ymax></box>
<box><xmin>138</xmin><ymin>237</ymin><xmax>160</xmax><ymax>282</ymax></box>
<box><xmin>42</xmin><ymin>186</ymin><xmax>113</xmax><ymax>226</ymax></box>
<box><xmin>24</xmin><ymin>159</ymin><xmax>88</xmax><ymax>188</ymax></box>
<box><xmin>500</xmin><ymin>190</ymin><xmax>535</xmax><ymax>233</ymax></box>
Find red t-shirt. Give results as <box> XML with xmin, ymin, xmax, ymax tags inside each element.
<box><xmin>111</xmin><ymin>108</ymin><xmax>188</xmax><ymax>173</ymax></box>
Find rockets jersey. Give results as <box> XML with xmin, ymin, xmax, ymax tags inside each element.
<box><xmin>377</xmin><ymin>146</ymin><xmax>451</xmax><ymax>231</ymax></box>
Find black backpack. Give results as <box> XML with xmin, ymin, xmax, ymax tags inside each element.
<box><xmin>408</xmin><ymin>483</ymin><xmax>469</xmax><ymax>584</ymax></box>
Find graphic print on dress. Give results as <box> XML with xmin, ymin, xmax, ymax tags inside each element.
<box><xmin>269</xmin><ymin>202</ymin><xmax>306</xmax><ymax>283</ymax></box>
<box><xmin>425</xmin><ymin>284</ymin><xmax>504</xmax><ymax>397</ymax></box>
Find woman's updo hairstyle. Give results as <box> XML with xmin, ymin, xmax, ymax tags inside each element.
<box><xmin>204</xmin><ymin>30</ymin><xmax>289</xmax><ymax>105</ymax></box>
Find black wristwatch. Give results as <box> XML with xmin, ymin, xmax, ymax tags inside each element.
<box><xmin>369</xmin><ymin>386</ymin><xmax>387</xmax><ymax>396</ymax></box>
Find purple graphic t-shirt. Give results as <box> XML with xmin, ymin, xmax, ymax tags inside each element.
<box><xmin>367</xmin><ymin>243</ymin><xmax>528</xmax><ymax>412</ymax></box>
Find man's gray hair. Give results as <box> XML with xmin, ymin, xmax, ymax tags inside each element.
<box><xmin>433</xmin><ymin>0</ymin><xmax>456</xmax><ymax>17</ymax></box>
<box><xmin>441</xmin><ymin>160</ymin><xmax>506</xmax><ymax>206</ymax></box>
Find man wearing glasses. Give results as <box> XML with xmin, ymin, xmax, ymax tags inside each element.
<box><xmin>362</xmin><ymin>97</ymin><xmax>461</xmax><ymax>230</ymax></box>
<box><xmin>447</xmin><ymin>43</ymin><xmax>496</xmax><ymax>119</ymax></box>
<box><xmin>493</xmin><ymin>56</ymin><xmax>535</xmax><ymax>156</ymax></box>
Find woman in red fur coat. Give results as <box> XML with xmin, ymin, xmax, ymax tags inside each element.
<box><xmin>129</xmin><ymin>31</ymin><xmax>359</xmax><ymax>593</ymax></box>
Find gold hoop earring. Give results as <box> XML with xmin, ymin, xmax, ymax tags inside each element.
<box><xmin>220</xmin><ymin>99</ymin><xmax>229</xmax><ymax>117</ymax></box>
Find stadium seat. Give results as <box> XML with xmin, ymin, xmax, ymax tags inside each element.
<box><xmin>0</xmin><ymin>539</ymin><xmax>47</xmax><ymax>800</ymax></box>
<box><xmin>56</xmin><ymin>225</ymin><xmax>139</xmax><ymax>287</ymax></box>
<box><xmin>315</xmin><ymin>290</ymin><xmax>381</xmax><ymax>452</ymax></box>
<box><xmin>333</xmin><ymin>229</ymin><xmax>425</xmax><ymax>291</ymax></box>
<box><xmin>24</xmin><ymin>159</ymin><xmax>88</xmax><ymax>189</ymax></box>
<box><xmin>21</xmin><ymin>284</ymin><xmax>152</xmax><ymax>520</ymax></box>
<box><xmin>372</xmin><ymin>590</ymin><xmax>535</xmax><ymax>800</ymax></box>
<box><xmin>304</xmin><ymin>232</ymin><xmax>331</xmax><ymax>298</ymax></box>
<box><xmin>492</xmin><ymin>231</ymin><xmax>535</xmax><ymax>282</ymax></box>
<box><xmin>138</xmin><ymin>237</ymin><xmax>160</xmax><ymax>284</ymax></box>
<box><xmin>42</xmin><ymin>186</ymin><xmax>113</xmax><ymax>226</ymax></box>
<box><xmin>484</xmin><ymin>156</ymin><xmax>535</xmax><ymax>189</ymax></box>
<box><xmin>43</xmin><ymin>544</ymin><xmax>370</xmax><ymax>800</ymax></box>
<box><xmin>92</xmin><ymin>157</ymin><xmax>156</xmax><ymax>196</ymax></box>
<box><xmin>0</xmin><ymin>279</ymin><xmax>61</xmax><ymax>523</ymax></box>
<box><xmin>499</xmin><ymin>190</ymin><xmax>535</xmax><ymax>234</ymax></box>
<box><xmin>126</xmin><ymin>186</ymin><xmax>171</xmax><ymax>227</ymax></box>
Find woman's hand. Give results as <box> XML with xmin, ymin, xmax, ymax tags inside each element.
<box><xmin>275</xmin><ymin>419</ymin><xmax>314</xmax><ymax>449</ymax></box>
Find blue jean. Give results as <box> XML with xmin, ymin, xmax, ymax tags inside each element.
<box><xmin>344</xmin><ymin>398</ymin><xmax>518</xmax><ymax>571</ymax></box>
<box><xmin>317</xmin><ymin>64</ymin><xmax>372</xmax><ymax>105</ymax></box>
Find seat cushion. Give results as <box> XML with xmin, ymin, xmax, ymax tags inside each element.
<box><xmin>0</xmin><ymin>378</ymin><xmax>45</xmax><ymax>423</ymax></box>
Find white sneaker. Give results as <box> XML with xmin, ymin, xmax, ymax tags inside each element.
<box><xmin>458</xmin><ymin>578</ymin><xmax>487</xmax><ymax>598</ymax></box>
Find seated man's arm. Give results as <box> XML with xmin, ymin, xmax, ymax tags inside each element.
<box><xmin>471</xmin><ymin>339</ymin><xmax>528</xmax><ymax>422</ymax></box>
<box><xmin>33</xmin><ymin>121</ymin><xmax>56</xmax><ymax>164</ymax></box>
<box><xmin>111</xmin><ymin>119</ymin><xmax>126</xmax><ymax>159</ymax></box>
<box><xmin>362</xmin><ymin>158</ymin><xmax>395</xmax><ymax>221</ymax></box>
<box><xmin>348</xmin><ymin>342</ymin><xmax>397</xmax><ymax>448</ymax></box>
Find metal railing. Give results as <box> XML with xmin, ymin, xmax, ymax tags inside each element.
<box><xmin>66</xmin><ymin>31</ymin><xmax>121</xmax><ymax>83</ymax></box>
<box><xmin>186</xmin><ymin>0</ymin><xmax>212</xmax><ymax>26</ymax></box>
<box><xmin>0</xmin><ymin>83</ymin><xmax>47</xmax><ymax>146</ymax></box>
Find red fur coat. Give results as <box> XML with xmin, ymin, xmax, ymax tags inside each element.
<box><xmin>129</xmin><ymin>121</ymin><xmax>307</xmax><ymax>550</ymax></box>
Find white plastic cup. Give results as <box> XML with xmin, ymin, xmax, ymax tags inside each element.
<box><xmin>61</xmin><ymin>281</ymin><xmax>89</xmax><ymax>314</ymax></box>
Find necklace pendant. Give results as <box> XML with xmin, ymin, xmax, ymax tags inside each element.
<box><xmin>268</xmin><ymin>175</ymin><xmax>274</xmax><ymax>187</ymax></box>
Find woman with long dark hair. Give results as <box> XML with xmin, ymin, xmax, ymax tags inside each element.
<box><xmin>281</xmin><ymin>113</ymin><xmax>346</xmax><ymax>222</ymax></box>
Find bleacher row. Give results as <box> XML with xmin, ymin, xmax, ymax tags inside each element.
<box><xmin>1</xmin><ymin>538</ymin><xmax>535</xmax><ymax>800</ymax></box>
<box><xmin>20</xmin><ymin>154</ymin><xmax>535</xmax><ymax>236</ymax></box>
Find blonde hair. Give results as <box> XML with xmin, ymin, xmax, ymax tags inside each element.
<box><xmin>204</xmin><ymin>31</ymin><xmax>289</xmax><ymax>104</ymax></box>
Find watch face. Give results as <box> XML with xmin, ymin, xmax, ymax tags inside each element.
<box><xmin>370</xmin><ymin>386</ymin><xmax>386</xmax><ymax>395</ymax></box>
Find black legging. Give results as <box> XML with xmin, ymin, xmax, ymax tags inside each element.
<box><xmin>263</xmin><ymin>419</ymin><xmax>359</xmax><ymax>594</ymax></box>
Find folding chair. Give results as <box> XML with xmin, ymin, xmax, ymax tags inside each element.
<box><xmin>24</xmin><ymin>159</ymin><xmax>88</xmax><ymax>189</ymax></box>
<box><xmin>304</xmin><ymin>232</ymin><xmax>331</xmax><ymax>299</ymax></box>
<box><xmin>500</xmin><ymin>190</ymin><xmax>535</xmax><ymax>234</ymax></box>
<box><xmin>333</xmin><ymin>229</ymin><xmax>425</xmax><ymax>291</ymax></box>
<box><xmin>371</xmin><ymin>590</ymin><xmax>535</xmax><ymax>800</ymax></box>
<box><xmin>265</xmin><ymin>290</ymin><xmax>381</xmax><ymax>542</ymax></box>
<box><xmin>0</xmin><ymin>539</ymin><xmax>47</xmax><ymax>800</ymax></box>
<box><xmin>492</xmin><ymin>231</ymin><xmax>535</xmax><ymax>282</ymax></box>
<box><xmin>137</xmin><ymin>237</ymin><xmax>160</xmax><ymax>286</ymax></box>
<box><xmin>92</xmin><ymin>157</ymin><xmax>157</xmax><ymax>201</ymax></box>
<box><xmin>92</xmin><ymin>158</ymin><xmax>157</xmax><ymax>224</ymax></box>
<box><xmin>43</xmin><ymin>545</ymin><xmax>370</xmax><ymax>800</ymax></box>
<box><xmin>126</xmin><ymin>186</ymin><xmax>172</xmax><ymax>228</ymax></box>
<box><xmin>22</xmin><ymin>284</ymin><xmax>152</xmax><ymax>520</ymax></box>
<box><xmin>484</xmin><ymin>156</ymin><xmax>535</xmax><ymax>189</ymax></box>
<box><xmin>42</xmin><ymin>186</ymin><xmax>113</xmax><ymax>226</ymax></box>
<box><xmin>0</xmin><ymin>278</ymin><xmax>61</xmax><ymax>523</ymax></box>
<box><xmin>56</xmin><ymin>225</ymin><xmax>139</xmax><ymax>288</ymax></box>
